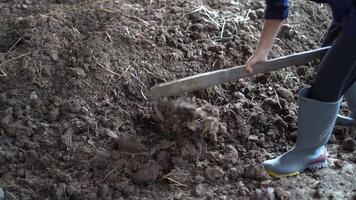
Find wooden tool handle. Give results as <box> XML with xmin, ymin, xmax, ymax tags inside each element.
<box><xmin>150</xmin><ymin>46</ymin><xmax>331</xmax><ymax>100</ymax></box>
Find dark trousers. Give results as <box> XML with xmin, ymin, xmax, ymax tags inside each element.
<box><xmin>309</xmin><ymin>24</ymin><xmax>356</xmax><ymax>102</ymax></box>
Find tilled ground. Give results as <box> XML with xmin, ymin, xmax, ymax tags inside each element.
<box><xmin>0</xmin><ymin>0</ymin><xmax>355</xmax><ymax>199</ymax></box>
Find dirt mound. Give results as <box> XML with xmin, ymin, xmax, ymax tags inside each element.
<box><xmin>0</xmin><ymin>0</ymin><xmax>355</xmax><ymax>199</ymax></box>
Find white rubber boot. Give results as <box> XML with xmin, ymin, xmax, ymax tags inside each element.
<box><xmin>263</xmin><ymin>87</ymin><xmax>341</xmax><ymax>177</ymax></box>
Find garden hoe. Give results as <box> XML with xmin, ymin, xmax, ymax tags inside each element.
<box><xmin>149</xmin><ymin>46</ymin><xmax>339</xmax><ymax>122</ymax></box>
<box><xmin>150</xmin><ymin>46</ymin><xmax>331</xmax><ymax>101</ymax></box>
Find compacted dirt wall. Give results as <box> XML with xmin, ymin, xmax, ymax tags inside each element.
<box><xmin>0</xmin><ymin>0</ymin><xmax>355</xmax><ymax>199</ymax></box>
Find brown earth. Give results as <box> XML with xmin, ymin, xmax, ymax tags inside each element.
<box><xmin>0</xmin><ymin>0</ymin><xmax>355</xmax><ymax>199</ymax></box>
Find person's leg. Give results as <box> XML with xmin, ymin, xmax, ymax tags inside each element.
<box><xmin>319</xmin><ymin>23</ymin><xmax>356</xmax><ymax>126</ymax></box>
<box><xmin>321</xmin><ymin>23</ymin><xmax>342</xmax><ymax>47</ymax></box>
<box><xmin>310</xmin><ymin>31</ymin><xmax>356</xmax><ymax>102</ymax></box>
<box><xmin>263</xmin><ymin>29</ymin><xmax>356</xmax><ymax>177</ymax></box>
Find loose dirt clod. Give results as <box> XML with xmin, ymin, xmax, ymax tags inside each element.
<box><xmin>156</xmin><ymin>98</ymin><xmax>227</xmax><ymax>142</ymax></box>
<box><xmin>243</xmin><ymin>164</ymin><xmax>270</xmax><ymax>181</ymax></box>
<box><xmin>205</xmin><ymin>166</ymin><xmax>225</xmax><ymax>181</ymax></box>
<box><xmin>274</xmin><ymin>187</ymin><xmax>291</xmax><ymax>200</ymax></box>
<box><xmin>115</xmin><ymin>136</ymin><xmax>148</xmax><ymax>153</ymax></box>
<box><xmin>343</xmin><ymin>137</ymin><xmax>356</xmax><ymax>152</ymax></box>
<box><xmin>132</xmin><ymin>160</ymin><xmax>161</xmax><ymax>185</ymax></box>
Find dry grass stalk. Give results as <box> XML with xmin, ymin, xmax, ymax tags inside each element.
<box><xmin>163</xmin><ymin>176</ymin><xmax>189</xmax><ymax>187</ymax></box>
<box><xmin>0</xmin><ymin>52</ymin><xmax>31</xmax><ymax>77</ymax></box>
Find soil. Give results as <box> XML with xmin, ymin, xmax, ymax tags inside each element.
<box><xmin>0</xmin><ymin>0</ymin><xmax>355</xmax><ymax>199</ymax></box>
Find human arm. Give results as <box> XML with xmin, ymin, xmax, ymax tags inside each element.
<box><xmin>246</xmin><ymin>0</ymin><xmax>289</xmax><ymax>74</ymax></box>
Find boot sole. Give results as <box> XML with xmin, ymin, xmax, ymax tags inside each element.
<box><xmin>307</xmin><ymin>160</ymin><xmax>328</xmax><ymax>171</ymax></box>
<box><xmin>265</xmin><ymin>160</ymin><xmax>328</xmax><ymax>178</ymax></box>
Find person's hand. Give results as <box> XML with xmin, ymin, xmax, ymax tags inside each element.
<box><xmin>246</xmin><ymin>50</ymin><xmax>268</xmax><ymax>74</ymax></box>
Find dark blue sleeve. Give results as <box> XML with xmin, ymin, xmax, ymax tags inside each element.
<box><xmin>264</xmin><ymin>0</ymin><xmax>289</xmax><ymax>20</ymax></box>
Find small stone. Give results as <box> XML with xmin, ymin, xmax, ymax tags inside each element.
<box><xmin>50</xmin><ymin>96</ymin><xmax>62</xmax><ymax>107</ymax></box>
<box><xmin>205</xmin><ymin>166</ymin><xmax>225</xmax><ymax>181</ymax></box>
<box><xmin>342</xmin><ymin>164</ymin><xmax>354</xmax><ymax>174</ymax></box>
<box><xmin>274</xmin><ymin>187</ymin><xmax>290</xmax><ymax>200</ymax></box>
<box><xmin>153</xmin><ymin>11</ymin><xmax>163</xmax><ymax>21</ymax></box>
<box><xmin>234</xmin><ymin>91</ymin><xmax>245</xmax><ymax>99</ymax></box>
<box><xmin>227</xmin><ymin>145</ymin><xmax>238</xmax><ymax>154</ymax></box>
<box><xmin>343</xmin><ymin>138</ymin><xmax>356</xmax><ymax>152</ymax></box>
<box><xmin>262</xmin><ymin>98</ymin><xmax>279</xmax><ymax>110</ymax></box>
<box><xmin>61</xmin><ymin>128</ymin><xmax>73</xmax><ymax>149</ymax></box>
<box><xmin>50</xmin><ymin>49</ymin><xmax>59</xmax><ymax>61</ymax></box>
<box><xmin>329</xmin><ymin>191</ymin><xmax>344</xmax><ymax>199</ymax></box>
<box><xmin>248</xmin><ymin>135</ymin><xmax>259</xmax><ymax>141</ymax></box>
<box><xmin>69</xmin><ymin>67</ymin><xmax>86</xmax><ymax>78</ymax></box>
<box><xmin>248</xmin><ymin>11</ymin><xmax>257</xmax><ymax>20</ymax></box>
<box><xmin>236</xmin><ymin>181</ymin><xmax>249</xmax><ymax>196</ymax></box>
<box><xmin>83</xmin><ymin>63</ymin><xmax>90</xmax><ymax>71</ymax></box>
<box><xmin>104</xmin><ymin>128</ymin><xmax>118</xmax><ymax>138</ymax></box>
<box><xmin>256</xmin><ymin>8</ymin><xmax>265</xmax><ymax>18</ymax></box>
<box><xmin>254</xmin><ymin>189</ymin><xmax>264</xmax><ymax>199</ymax></box>
<box><xmin>280</xmin><ymin>24</ymin><xmax>294</xmax><ymax>36</ymax></box>
<box><xmin>255</xmin><ymin>187</ymin><xmax>274</xmax><ymax>200</ymax></box>
<box><xmin>333</xmin><ymin>159</ymin><xmax>344</xmax><ymax>169</ymax></box>
<box><xmin>173</xmin><ymin>192</ymin><xmax>184</xmax><ymax>200</ymax></box>
<box><xmin>1</xmin><ymin>114</ymin><xmax>13</xmax><ymax>127</ymax></box>
<box><xmin>30</xmin><ymin>91</ymin><xmax>38</xmax><ymax>100</ymax></box>
<box><xmin>157</xmin><ymin>34</ymin><xmax>166</xmax><ymax>45</ymax></box>
<box><xmin>70</xmin><ymin>57</ymin><xmax>77</xmax><ymax>65</ymax></box>
<box><xmin>266</xmin><ymin>187</ymin><xmax>275</xmax><ymax>199</ymax></box>
<box><xmin>194</xmin><ymin>175</ymin><xmax>205</xmax><ymax>183</ymax></box>
<box><xmin>277</xmin><ymin>87</ymin><xmax>294</xmax><ymax>101</ymax></box>
<box><xmin>244</xmin><ymin>164</ymin><xmax>270</xmax><ymax>181</ymax></box>
<box><xmin>49</xmin><ymin>107</ymin><xmax>60</xmax><ymax>122</ymax></box>
<box><xmin>217</xmin><ymin>51</ymin><xmax>224</xmax><ymax>56</ymax></box>
<box><xmin>192</xmin><ymin>184</ymin><xmax>204</xmax><ymax>197</ymax></box>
